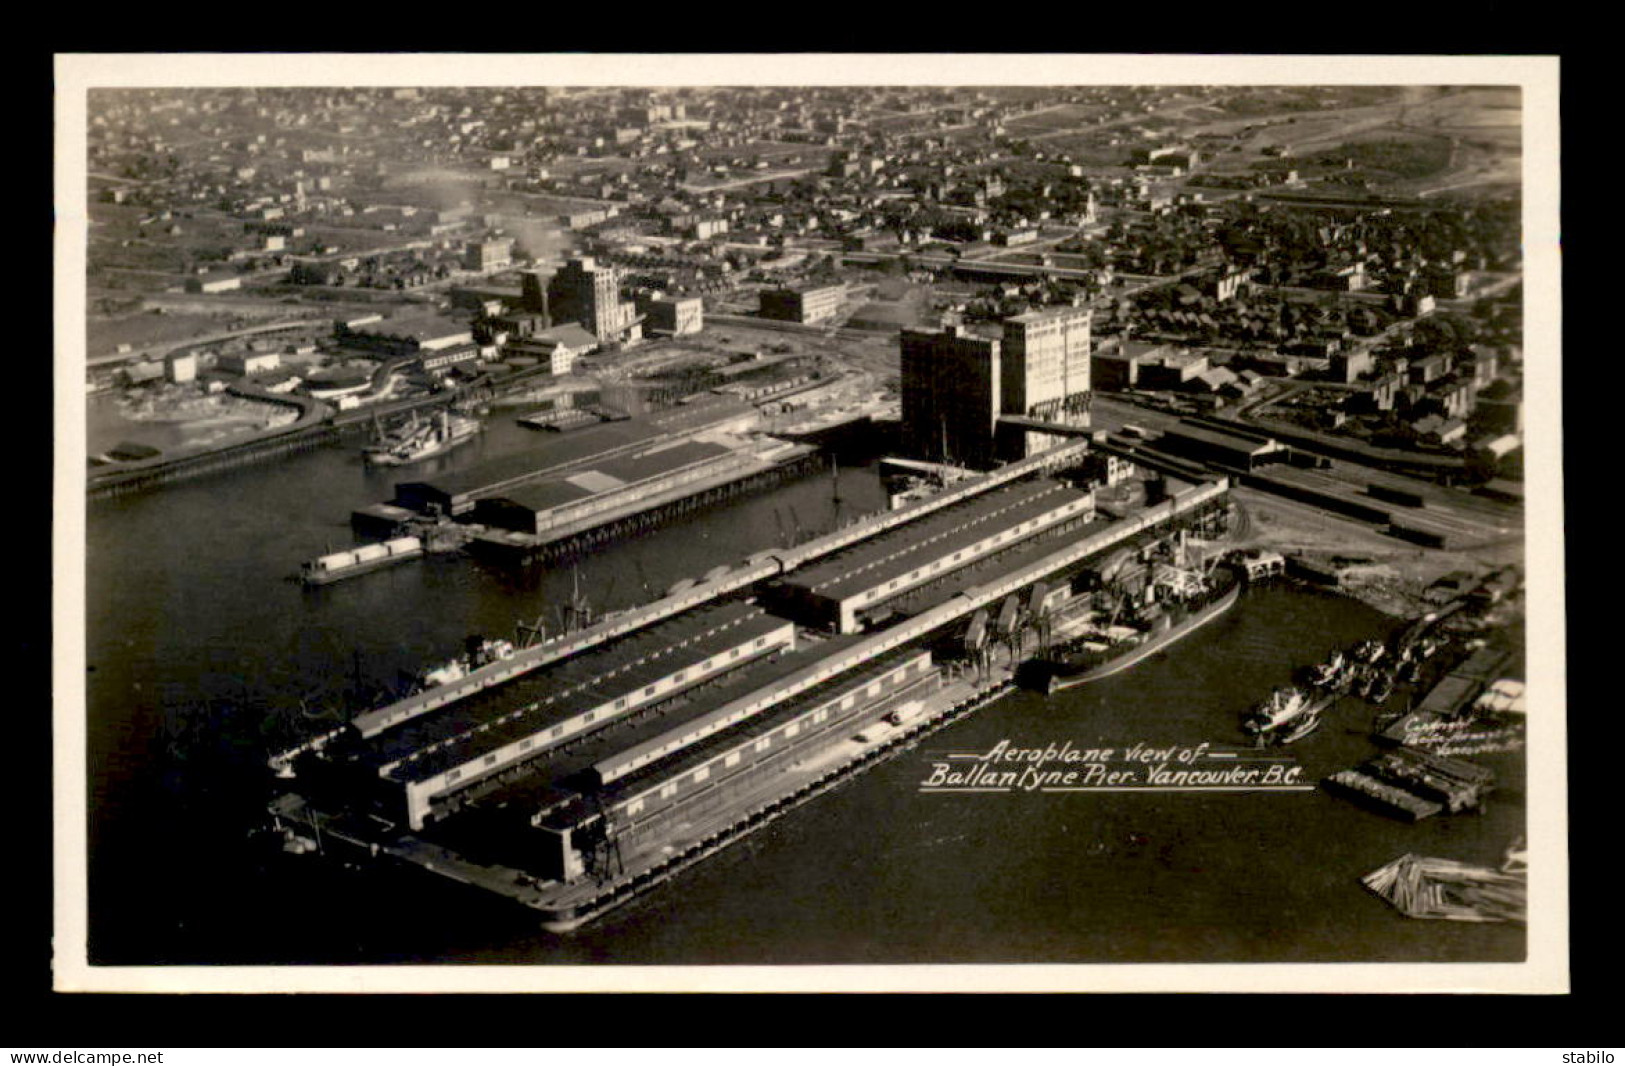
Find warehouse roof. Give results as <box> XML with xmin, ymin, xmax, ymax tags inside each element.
<box><xmin>593</xmin><ymin>643</ymin><xmax>928</xmax><ymax>794</ymax></box>
<box><xmin>480</xmin><ymin>439</ymin><xmax>736</xmax><ymax>519</ymax></box>
<box><xmin>782</xmin><ymin>479</ymin><xmax>1079</xmax><ymax>598</ymax></box>
<box><xmin>397</xmin><ymin>419</ymin><xmax>669</xmax><ymax>500</ymax></box>
<box><xmin>469</xmin><ymin>636</ymin><xmax>875</xmax><ymax>816</ymax></box>
<box><xmin>347</xmin><ymin>313</ymin><xmax>471</xmax><ymax>343</ymax></box>
<box><xmin>360</xmin><ymin>601</ymin><xmax>780</xmax><ymax>773</ymax></box>
<box><xmin>1162</xmin><ymin>422</ymin><xmax>1279</xmax><ymax>457</ymax></box>
<box><xmin>388</xmin><ymin>610</ymin><xmax>792</xmax><ymax>784</ymax></box>
<box><xmin>810</xmin><ymin>485</ymin><xmax>1090</xmax><ymax>604</ymax></box>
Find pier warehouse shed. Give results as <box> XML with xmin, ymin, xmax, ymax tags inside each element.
<box><xmin>768</xmin><ymin>478</ymin><xmax>1095</xmax><ymax>634</ymax></box>
<box><xmin>528</xmin><ymin>648</ymin><xmax>938</xmax><ymax>882</ymax></box>
<box><xmin>473</xmin><ymin>439</ymin><xmax>756</xmax><ymax>539</ymax></box>
<box><xmin>337</xmin><ymin>601</ymin><xmax>796</xmax><ymax>830</ymax></box>
<box><xmin>390</xmin><ymin>419</ymin><xmax>677</xmax><ymax>517</ymax></box>
<box><xmin>1154</xmin><ymin>420</ymin><xmax>1290</xmax><ymax>472</ymax></box>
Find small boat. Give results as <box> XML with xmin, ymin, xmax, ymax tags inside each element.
<box><xmin>1307</xmin><ymin>650</ymin><xmax>1347</xmax><ymax>688</ymax></box>
<box><xmin>1353</xmin><ymin>639</ymin><xmax>1387</xmax><ymax>665</ymax></box>
<box><xmin>1277</xmin><ymin>709</ymin><xmax>1324</xmax><ymax>745</ymax></box>
<box><xmin>1370</xmin><ymin>672</ymin><xmax>1395</xmax><ymax>704</ymax></box>
<box><xmin>1243</xmin><ymin>686</ymin><xmax>1333</xmax><ymax>745</ymax></box>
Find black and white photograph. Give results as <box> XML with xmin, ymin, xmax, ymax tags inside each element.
<box><xmin>53</xmin><ymin>53</ymin><xmax>1564</xmax><ymax>994</ymax></box>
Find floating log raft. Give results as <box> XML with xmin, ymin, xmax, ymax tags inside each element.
<box><xmin>1361</xmin><ymin>853</ymin><xmax>1528</xmax><ymax>924</ymax></box>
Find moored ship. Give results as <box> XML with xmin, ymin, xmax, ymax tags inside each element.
<box><xmin>300</xmin><ymin>536</ymin><xmax>423</xmax><ymax>586</ymax></box>
<box><xmin>363</xmin><ymin>409</ymin><xmax>482</xmax><ymax>466</ymax></box>
<box><xmin>1015</xmin><ymin>543</ymin><xmax>1241</xmax><ymax>695</ymax></box>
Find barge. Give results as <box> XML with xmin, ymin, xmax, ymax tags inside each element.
<box><xmin>299</xmin><ymin>536</ymin><xmax>423</xmax><ymax>586</ymax></box>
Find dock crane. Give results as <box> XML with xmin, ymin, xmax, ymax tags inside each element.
<box><xmin>580</xmin><ymin>791</ymin><xmax>626</xmax><ymax>886</ymax></box>
<box><xmin>829</xmin><ymin>455</ymin><xmax>844</xmax><ymax>532</ymax></box>
<box><xmin>516</xmin><ymin>611</ymin><xmax>549</xmax><ymax>649</ymax></box>
<box><xmin>634</xmin><ymin>557</ymin><xmax>654</xmax><ymax>604</ymax></box>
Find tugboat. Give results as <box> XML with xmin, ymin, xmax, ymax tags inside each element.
<box><xmin>1242</xmin><ymin>686</ymin><xmax>1334</xmax><ymax>746</ymax></box>
<box><xmin>1307</xmin><ymin>650</ymin><xmax>1348</xmax><ymax>689</ymax></box>
<box><xmin>416</xmin><ymin>636</ymin><xmax>516</xmax><ymax>689</ymax></box>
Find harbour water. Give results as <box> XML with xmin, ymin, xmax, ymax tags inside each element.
<box><xmin>81</xmin><ymin>419</ymin><xmax>1526</xmax><ymax>966</ymax></box>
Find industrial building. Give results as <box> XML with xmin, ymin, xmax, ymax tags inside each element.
<box><xmin>164</xmin><ymin>352</ymin><xmax>197</xmax><ymax>383</ymax></box>
<box><xmin>472</xmin><ymin>438</ymin><xmax>773</xmax><ymax>539</ymax></box>
<box><xmin>998</xmin><ymin>306</ymin><xmax>1092</xmax><ymax>459</ymax></box>
<box><xmin>759</xmin><ymin>282</ymin><xmax>845</xmax><ymax>324</ymax></box>
<box><xmin>336</xmin><ymin>314</ymin><xmax>475</xmax><ymax>357</ymax></box>
<box><xmin>519</xmin><ymin>270</ymin><xmax>550</xmax><ymax>316</ymax></box>
<box><xmin>899</xmin><ymin>324</ymin><xmax>1002</xmax><ymax>468</ymax></box>
<box><xmin>902</xmin><ymin>312</ymin><xmax>1097</xmax><ymax>469</ymax></box>
<box><xmin>389</xmin><ymin>418</ymin><xmax>678</xmax><ymax>517</ymax></box>
<box><xmin>503</xmin><ymin>323</ymin><xmax>599</xmax><ymax>375</ymax></box>
<box><xmin>768</xmin><ymin>478</ymin><xmax>1095</xmax><ymax>634</ymax></box>
<box><xmin>419</xmin><ymin>344</ymin><xmax>481</xmax><ymax>375</ymax></box>
<box><xmin>1153</xmin><ymin>421</ymin><xmax>1290</xmax><ymax>471</ymax></box>
<box><xmin>463</xmin><ymin>236</ymin><xmax>514</xmax><ymax>273</ymax></box>
<box><xmin>547</xmin><ymin>257</ymin><xmax>640</xmax><ymax>343</ymax></box>
<box><xmin>218</xmin><ymin>351</ymin><xmax>281</xmax><ymax>377</ymax></box>
<box><xmin>637</xmin><ymin>292</ymin><xmax>705</xmax><ymax>336</ymax></box>
<box><xmin>186</xmin><ymin>272</ymin><xmax>242</xmax><ymax>294</ymax></box>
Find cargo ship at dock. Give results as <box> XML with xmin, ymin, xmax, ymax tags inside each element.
<box><xmin>1013</xmin><ymin>542</ymin><xmax>1241</xmax><ymax>696</ymax></box>
<box><xmin>363</xmin><ymin>409</ymin><xmax>481</xmax><ymax>466</ymax></box>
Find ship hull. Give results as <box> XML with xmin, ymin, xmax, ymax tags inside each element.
<box><xmin>364</xmin><ymin>417</ymin><xmax>482</xmax><ymax>466</ymax></box>
<box><xmin>1020</xmin><ymin>582</ymin><xmax>1241</xmax><ymax>695</ymax></box>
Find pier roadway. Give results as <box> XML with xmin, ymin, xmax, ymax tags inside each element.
<box><xmin>337</xmin><ymin>438</ymin><xmax>1094</xmax><ymax>743</ymax></box>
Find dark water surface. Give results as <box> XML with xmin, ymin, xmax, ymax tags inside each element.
<box><xmin>83</xmin><ymin>420</ymin><xmax>1525</xmax><ymax>965</ymax></box>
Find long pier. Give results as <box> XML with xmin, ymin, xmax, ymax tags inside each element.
<box><xmin>333</xmin><ymin>438</ymin><xmax>1096</xmax><ymax>742</ymax></box>
<box><xmin>88</xmin><ymin>415</ymin><xmax>347</xmax><ymax>500</ymax></box>
<box><xmin>272</xmin><ymin>476</ymin><xmax>1232</xmax><ymax>928</ymax></box>
<box><xmin>471</xmin><ymin>450</ymin><xmax>828</xmax><ymax>566</ymax></box>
